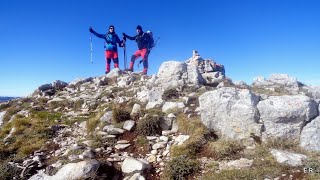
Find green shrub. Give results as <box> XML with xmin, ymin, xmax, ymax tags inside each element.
<box><xmin>163</xmin><ymin>155</ymin><xmax>200</xmax><ymax>180</ymax></box>
<box><xmin>0</xmin><ymin>162</ymin><xmax>21</xmax><ymax>180</ymax></box>
<box><xmin>136</xmin><ymin>115</ymin><xmax>162</xmax><ymax>136</ymax></box>
<box><xmin>162</xmin><ymin>88</ymin><xmax>179</xmax><ymax>100</ymax></box>
<box><xmin>112</xmin><ymin>107</ymin><xmax>131</xmax><ymax>123</ymax></box>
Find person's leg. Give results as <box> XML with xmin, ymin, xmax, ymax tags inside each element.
<box><xmin>128</xmin><ymin>50</ymin><xmax>142</xmax><ymax>71</ymax></box>
<box><xmin>105</xmin><ymin>51</ymin><xmax>112</xmax><ymax>73</ymax></box>
<box><xmin>140</xmin><ymin>49</ymin><xmax>148</xmax><ymax>74</ymax></box>
<box><xmin>112</xmin><ymin>51</ymin><xmax>119</xmax><ymax>69</ymax></box>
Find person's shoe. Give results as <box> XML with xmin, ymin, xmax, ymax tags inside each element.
<box><xmin>105</xmin><ymin>71</ymin><xmax>110</xmax><ymax>74</ymax></box>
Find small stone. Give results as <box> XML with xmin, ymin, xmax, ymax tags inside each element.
<box><xmin>151</xmin><ymin>150</ymin><xmax>158</xmax><ymax>155</ymax></box>
<box><xmin>115</xmin><ymin>144</ymin><xmax>131</xmax><ymax>150</ymax></box>
<box><xmin>146</xmin><ymin>136</ymin><xmax>158</xmax><ymax>141</ymax></box>
<box><xmin>167</xmin><ymin>113</ymin><xmax>176</xmax><ymax>118</ymax></box>
<box><xmin>160</xmin><ymin>136</ymin><xmax>169</xmax><ymax>142</ymax></box>
<box><xmin>123</xmin><ymin>120</ymin><xmax>135</xmax><ymax>131</ymax></box>
<box><xmin>117</xmin><ymin>140</ymin><xmax>130</xmax><ymax>144</ymax></box>
<box><xmin>147</xmin><ymin>155</ymin><xmax>157</xmax><ymax>163</ymax></box>
<box><xmin>152</xmin><ymin>142</ymin><xmax>166</xmax><ymax>150</ymax></box>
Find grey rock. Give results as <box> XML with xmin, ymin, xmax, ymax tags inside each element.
<box><xmin>123</xmin><ymin>120</ymin><xmax>135</xmax><ymax>131</ymax></box>
<box><xmin>115</xmin><ymin>144</ymin><xmax>131</xmax><ymax>150</ymax></box>
<box><xmin>300</xmin><ymin>116</ymin><xmax>320</xmax><ymax>152</ymax></box>
<box><xmin>270</xmin><ymin>149</ymin><xmax>308</xmax><ymax>166</ymax></box>
<box><xmin>131</xmin><ymin>104</ymin><xmax>141</xmax><ymax>115</ymax></box>
<box><xmin>199</xmin><ymin>87</ymin><xmax>262</xmax><ymax>140</ymax></box>
<box><xmin>106</xmin><ymin>68</ymin><xmax>121</xmax><ymax>78</ymax></box>
<box><xmin>121</xmin><ymin>157</ymin><xmax>151</xmax><ymax>174</ymax></box>
<box><xmin>162</xmin><ymin>102</ymin><xmax>185</xmax><ymax>113</ymax></box>
<box><xmin>100</xmin><ymin>111</ymin><xmax>113</xmax><ymax>123</ymax></box>
<box><xmin>174</xmin><ymin>135</ymin><xmax>190</xmax><ymax>145</ymax></box>
<box><xmin>146</xmin><ymin>88</ymin><xmax>163</xmax><ymax>109</ymax></box>
<box><xmin>29</xmin><ymin>159</ymin><xmax>100</xmax><ymax>180</ymax></box>
<box><xmin>258</xmin><ymin>95</ymin><xmax>318</xmax><ymax>140</ymax></box>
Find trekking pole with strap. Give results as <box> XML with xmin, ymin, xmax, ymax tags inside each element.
<box><xmin>90</xmin><ymin>33</ymin><xmax>93</xmax><ymax>64</ymax></box>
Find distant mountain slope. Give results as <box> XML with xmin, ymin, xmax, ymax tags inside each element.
<box><xmin>0</xmin><ymin>96</ymin><xmax>17</xmax><ymax>103</ymax></box>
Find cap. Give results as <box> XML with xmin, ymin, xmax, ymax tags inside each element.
<box><xmin>136</xmin><ymin>25</ymin><xmax>142</xmax><ymax>31</ymax></box>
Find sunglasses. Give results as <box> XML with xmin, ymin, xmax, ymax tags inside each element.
<box><xmin>110</xmin><ymin>27</ymin><xmax>114</xmax><ymax>30</ymax></box>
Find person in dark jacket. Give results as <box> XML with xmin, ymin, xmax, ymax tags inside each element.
<box><xmin>122</xmin><ymin>25</ymin><xmax>151</xmax><ymax>75</ymax></box>
<box><xmin>89</xmin><ymin>25</ymin><xmax>123</xmax><ymax>74</ymax></box>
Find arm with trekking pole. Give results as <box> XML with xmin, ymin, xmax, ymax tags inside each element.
<box><xmin>122</xmin><ymin>33</ymin><xmax>136</xmax><ymax>40</ymax></box>
<box><xmin>89</xmin><ymin>27</ymin><xmax>106</xmax><ymax>39</ymax></box>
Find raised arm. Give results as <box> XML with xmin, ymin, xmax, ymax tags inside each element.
<box><xmin>89</xmin><ymin>27</ymin><xmax>106</xmax><ymax>39</ymax></box>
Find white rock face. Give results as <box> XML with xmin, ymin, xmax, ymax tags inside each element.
<box><xmin>29</xmin><ymin>160</ymin><xmax>100</xmax><ymax>180</ymax></box>
<box><xmin>270</xmin><ymin>149</ymin><xmax>308</xmax><ymax>167</ymax></box>
<box><xmin>121</xmin><ymin>157</ymin><xmax>151</xmax><ymax>174</ymax></box>
<box><xmin>300</xmin><ymin>116</ymin><xmax>320</xmax><ymax>152</ymax></box>
<box><xmin>257</xmin><ymin>95</ymin><xmax>318</xmax><ymax>140</ymax></box>
<box><xmin>199</xmin><ymin>87</ymin><xmax>262</xmax><ymax>140</ymax></box>
<box><xmin>0</xmin><ymin>111</ymin><xmax>6</xmax><ymax>126</ymax></box>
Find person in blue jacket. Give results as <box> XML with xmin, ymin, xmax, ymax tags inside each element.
<box><xmin>89</xmin><ymin>25</ymin><xmax>123</xmax><ymax>74</ymax></box>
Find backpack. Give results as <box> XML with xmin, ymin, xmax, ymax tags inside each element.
<box><xmin>145</xmin><ymin>31</ymin><xmax>155</xmax><ymax>50</ymax></box>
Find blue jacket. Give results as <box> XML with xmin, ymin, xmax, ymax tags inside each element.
<box><xmin>91</xmin><ymin>29</ymin><xmax>122</xmax><ymax>51</ymax></box>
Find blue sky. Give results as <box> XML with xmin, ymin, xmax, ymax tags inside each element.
<box><xmin>1</xmin><ymin>0</ymin><xmax>320</xmax><ymax>96</ymax></box>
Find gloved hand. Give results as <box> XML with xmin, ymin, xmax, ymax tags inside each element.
<box><xmin>89</xmin><ymin>26</ymin><xmax>94</xmax><ymax>33</ymax></box>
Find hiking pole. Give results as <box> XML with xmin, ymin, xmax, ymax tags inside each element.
<box><xmin>90</xmin><ymin>33</ymin><xmax>93</xmax><ymax>64</ymax></box>
<box><xmin>123</xmin><ymin>37</ymin><xmax>127</xmax><ymax>69</ymax></box>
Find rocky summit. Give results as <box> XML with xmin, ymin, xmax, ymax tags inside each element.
<box><xmin>1</xmin><ymin>51</ymin><xmax>320</xmax><ymax>179</ymax></box>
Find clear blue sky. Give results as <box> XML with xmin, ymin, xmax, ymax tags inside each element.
<box><xmin>1</xmin><ymin>0</ymin><xmax>320</xmax><ymax>96</ymax></box>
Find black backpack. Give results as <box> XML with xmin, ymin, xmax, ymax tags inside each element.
<box><xmin>145</xmin><ymin>31</ymin><xmax>155</xmax><ymax>49</ymax></box>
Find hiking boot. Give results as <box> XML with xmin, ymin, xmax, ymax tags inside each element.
<box><xmin>105</xmin><ymin>71</ymin><xmax>110</xmax><ymax>74</ymax></box>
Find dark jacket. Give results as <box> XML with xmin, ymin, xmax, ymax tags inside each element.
<box><xmin>124</xmin><ymin>31</ymin><xmax>150</xmax><ymax>50</ymax></box>
<box><xmin>90</xmin><ymin>29</ymin><xmax>122</xmax><ymax>51</ymax></box>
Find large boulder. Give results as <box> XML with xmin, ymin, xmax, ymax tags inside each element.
<box><xmin>300</xmin><ymin>116</ymin><xmax>320</xmax><ymax>152</ymax></box>
<box><xmin>257</xmin><ymin>95</ymin><xmax>318</xmax><ymax>141</ymax></box>
<box><xmin>199</xmin><ymin>87</ymin><xmax>262</xmax><ymax>140</ymax></box>
<box><xmin>186</xmin><ymin>64</ymin><xmax>204</xmax><ymax>87</ymax></box>
<box><xmin>29</xmin><ymin>160</ymin><xmax>100</xmax><ymax>180</ymax></box>
<box><xmin>156</xmin><ymin>61</ymin><xmax>187</xmax><ymax>90</ymax></box>
<box><xmin>302</xmin><ymin>85</ymin><xmax>320</xmax><ymax>103</ymax></box>
<box><xmin>252</xmin><ymin>74</ymin><xmax>301</xmax><ymax>94</ymax></box>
